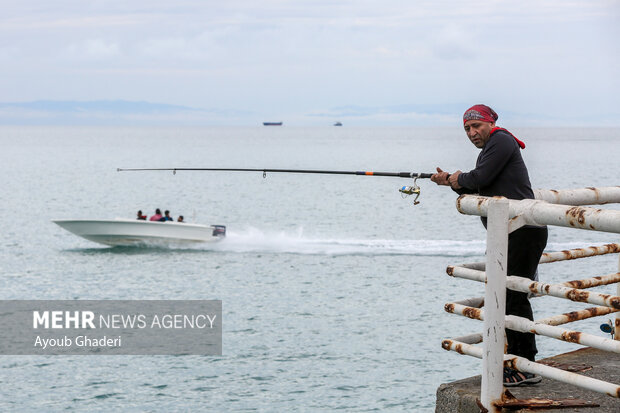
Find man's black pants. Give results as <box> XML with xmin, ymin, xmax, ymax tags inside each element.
<box><xmin>505</xmin><ymin>226</ymin><xmax>548</xmax><ymax>362</ymax></box>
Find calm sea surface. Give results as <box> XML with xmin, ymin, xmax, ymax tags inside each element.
<box><xmin>1</xmin><ymin>126</ymin><xmax>619</xmax><ymax>411</ymax></box>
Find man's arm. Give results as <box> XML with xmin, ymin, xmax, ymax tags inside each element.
<box><xmin>431</xmin><ymin>168</ymin><xmax>476</xmax><ymax>194</ymax></box>
<box><xmin>451</xmin><ymin>172</ymin><xmax>476</xmax><ymax>194</ymax></box>
<box><xmin>457</xmin><ymin>133</ymin><xmax>516</xmax><ymax>190</ymax></box>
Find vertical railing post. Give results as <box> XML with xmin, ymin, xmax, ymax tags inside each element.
<box><xmin>616</xmin><ymin>249</ymin><xmax>620</xmax><ymax>341</ymax></box>
<box><xmin>481</xmin><ymin>198</ymin><xmax>510</xmax><ymax>411</ymax></box>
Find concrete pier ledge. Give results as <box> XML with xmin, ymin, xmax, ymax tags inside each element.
<box><xmin>436</xmin><ymin>347</ymin><xmax>620</xmax><ymax>412</ymax></box>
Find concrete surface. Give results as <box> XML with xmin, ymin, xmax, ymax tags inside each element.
<box><xmin>436</xmin><ymin>347</ymin><xmax>620</xmax><ymax>412</ymax></box>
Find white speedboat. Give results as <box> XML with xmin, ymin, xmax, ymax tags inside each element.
<box><xmin>53</xmin><ymin>219</ymin><xmax>226</xmax><ymax>247</ymax></box>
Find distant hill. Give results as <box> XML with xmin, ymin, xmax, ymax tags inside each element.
<box><xmin>0</xmin><ymin>100</ymin><xmax>251</xmax><ymax>125</ymax></box>
<box><xmin>2</xmin><ymin>100</ymin><xmax>615</xmax><ymax>126</ymax></box>
<box><xmin>306</xmin><ymin>103</ymin><xmax>604</xmax><ymax>126</ymax></box>
<box><xmin>0</xmin><ymin>100</ymin><xmax>200</xmax><ymax>113</ymax></box>
<box><xmin>314</xmin><ymin>103</ymin><xmax>466</xmax><ymax>118</ymax></box>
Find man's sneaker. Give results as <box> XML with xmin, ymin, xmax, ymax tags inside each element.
<box><xmin>503</xmin><ymin>367</ymin><xmax>542</xmax><ymax>387</ymax></box>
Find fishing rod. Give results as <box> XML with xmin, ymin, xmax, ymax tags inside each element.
<box><xmin>117</xmin><ymin>167</ymin><xmax>434</xmax><ymax>205</ymax></box>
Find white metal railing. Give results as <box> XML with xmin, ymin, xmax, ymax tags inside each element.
<box><xmin>441</xmin><ymin>187</ymin><xmax>620</xmax><ymax>412</ymax></box>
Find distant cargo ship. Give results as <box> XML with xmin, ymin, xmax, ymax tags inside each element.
<box><xmin>334</xmin><ymin>121</ymin><xmax>342</xmax><ymax>126</ymax></box>
<box><xmin>263</xmin><ymin>122</ymin><xmax>283</xmax><ymax>126</ymax></box>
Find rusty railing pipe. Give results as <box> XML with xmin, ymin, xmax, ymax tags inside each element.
<box><xmin>448</xmin><ymin>266</ymin><xmax>620</xmax><ymax>310</ymax></box>
<box><xmin>562</xmin><ymin>272</ymin><xmax>620</xmax><ymax>289</ymax></box>
<box><xmin>456</xmin><ymin>196</ymin><xmax>620</xmax><ymax>234</ymax></box>
<box><xmin>540</xmin><ymin>243</ymin><xmax>620</xmax><ymax>263</ymax></box>
<box><xmin>445</xmin><ymin>304</ymin><xmax>620</xmax><ymax>353</ymax></box>
<box><xmin>534</xmin><ymin>186</ymin><xmax>620</xmax><ymax>206</ymax></box>
<box><xmin>536</xmin><ymin>306</ymin><xmax>619</xmax><ymax>326</ymax></box>
<box><xmin>456</xmin><ymin>243</ymin><xmax>620</xmax><ymax>272</ymax></box>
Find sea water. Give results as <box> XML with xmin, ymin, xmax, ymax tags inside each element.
<box><xmin>1</xmin><ymin>126</ymin><xmax>619</xmax><ymax>411</ymax></box>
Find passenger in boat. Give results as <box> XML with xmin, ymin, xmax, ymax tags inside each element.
<box><xmin>162</xmin><ymin>210</ymin><xmax>173</xmax><ymax>221</ymax></box>
<box><xmin>136</xmin><ymin>210</ymin><xmax>147</xmax><ymax>220</ymax></box>
<box><xmin>149</xmin><ymin>208</ymin><xmax>163</xmax><ymax>221</ymax></box>
<box><xmin>177</xmin><ymin>215</ymin><xmax>184</xmax><ymax>223</ymax></box>
<box><xmin>430</xmin><ymin>104</ymin><xmax>547</xmax><ymax>387</ymax></box>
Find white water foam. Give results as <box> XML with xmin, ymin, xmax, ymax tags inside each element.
<box><xmin>201</xmin><ymin>226</ymin><xmax>483</xmax><ymax>256</ymax></box>
<box><xmin>196</xmin><ymin>227</ymin><xmax>607</xmax><ymax>257</ymax></box>
<box><xmin>202</xmin><ymin>227</ymin><xmax>610</xmax><ymax>257</ymax></box>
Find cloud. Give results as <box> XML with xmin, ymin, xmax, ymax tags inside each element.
<box><xmin>0</xmin><ymin>1</ymin><xmax>617</xmax><ymax>125</ymax></box>
<box><xmin>84</xmin><ymin>39</ymin><xmax>120</xmax><ymax>59</ymax></box>
<box><xmin>430</xmin><ymin>25</ymin><xmax>477</xmax><ymax>61</ymax></box>
<box><xmin>64</xmin><ymin>39</ymin><xmax>120</xmax><ymax>60</ymax></box>
<box><xmin>0</xmin><ymin>14</ymin><xmax>143</xmax><ymax>31</ymax></box>
<box><xmin>140</xmin><ymin>33</ymin><xmax>217</xmax><ymax>60</ymax></box>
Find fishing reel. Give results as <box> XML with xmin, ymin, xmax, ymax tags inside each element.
<box><xmin>399</xmin><ymin>175</ymin><xmax>422</xmax><ymax>205</ymax></box>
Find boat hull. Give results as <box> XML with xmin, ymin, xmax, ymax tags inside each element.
<box><xmin>53</xmin><ymin>219</ymin><xmax>226</xmax><ymax>247</ymax></box>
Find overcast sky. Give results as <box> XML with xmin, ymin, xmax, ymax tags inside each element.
<box><xmin>1</xmin><ymin>1</ymin><xmax>619</xmax><ymax>125</ymax></box>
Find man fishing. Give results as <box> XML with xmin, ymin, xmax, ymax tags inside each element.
<box><xmin>430</xmin><ymin>104</ymin><xmax>548</xmax><ymax>387</ymax></box>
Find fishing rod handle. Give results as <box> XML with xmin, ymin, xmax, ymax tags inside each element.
<box><xmin>411</xmin><ymin>173</ymin><xmax>433</xmax><ymax>179</ymax></box>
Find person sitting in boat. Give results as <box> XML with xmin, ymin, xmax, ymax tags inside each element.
<box><xmin>177</xmin><ymin>215</ymin><xmax>184</xmax><ymax>223</ymax></box>
<box><xmin>149</xmin><ymin>208</ymin><xmax>163</xmax><ymax>221</ymax></box>
<box><xmin>162</xmin><ymin>210</ymin><xmax>173</xmax><ymax>221</ymax></box>
<box><xmin>136</xmin><ymin>210</ymin><xmax>147</xmax><ymax>220</ymax></box>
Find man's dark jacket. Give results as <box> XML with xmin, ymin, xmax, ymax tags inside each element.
<box><xmin>456</xmin><ymin>129</ymin><xmax>534</xmax><ymax>200</ymax></box>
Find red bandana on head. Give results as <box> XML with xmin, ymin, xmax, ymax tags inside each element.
<box><xmin>463</xmin><ymin>104</ymin><xmax>498</xmax><ymax>124</ymax></box>
<box><xmin>463</xmin><ymin>104</ymin><xmax>525</xmax><ymax>149</ymax></box>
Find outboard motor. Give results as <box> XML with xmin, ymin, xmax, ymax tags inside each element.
<box><xmin>212</xmin><ymin>225</ymin><xmax>226</xmax><ymax>237</ymax></box>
